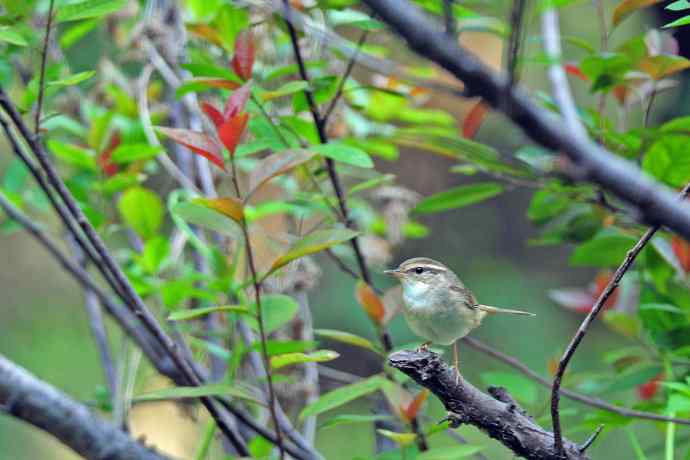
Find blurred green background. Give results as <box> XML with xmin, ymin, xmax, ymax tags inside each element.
<box><xmin>0</xmin><ymin>0</ymin><xmax>681</xmax><ymax>458</ymax></box>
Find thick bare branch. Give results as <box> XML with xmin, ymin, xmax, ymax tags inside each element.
<box><xmin>389</xmin><ymin>350</ymin><xmax>590</xmax><ymax>460</ymax></box>
<box><xmin>0</xmin><ymin>354</ymin><xmax>170</xmax><ymax>460</ymax></box>
<box><xmin>361</xmin><ymin>0</ymin><xmax>690</xmax><ymax>241</ymax></box>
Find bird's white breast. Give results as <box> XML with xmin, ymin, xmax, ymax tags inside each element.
<box><xmin>402</xmin><ymin>281</ymin><xmax>431</xmax><ymax>309</ymax></box>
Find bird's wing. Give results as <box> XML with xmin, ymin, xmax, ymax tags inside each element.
<box><xmin>449</xmin><ymin>284</ymin><xmax>478</xmax><ymax>307</ymax></box>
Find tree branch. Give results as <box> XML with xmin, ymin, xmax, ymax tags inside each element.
<box><xmin>0</xmin><ymin>87</ymin><xmax>248</xmax><ymax>454</ymax></box>
<box><xmin>462</xmin><ymin>337</ymin><xmax>690</xmax><ymax>425</ymax></box>
<box><xmin>0</xmin><ymin>354</ymin><xmax>170</xmax><ymax>460</ymax></box>
<box><xmin>389</xmin><ymin>350</ymin><xmax>590</xmax><ymax>460</ymax></box>
<box><xmin>550</xmin><ymin>181</ymin><xmax>690</xmax><ymax>453</ymax></box>
<box><xmin>34</xmin><ymin>0</ymin><xmax>55</xmax><ymax>134</ymax></box>
<box><xmin>361</xmin><ymin>0</ymin><xmax>690</xmax><ymax>241</ymax></box>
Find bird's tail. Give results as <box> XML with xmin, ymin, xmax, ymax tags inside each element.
<box><xmin>477</xmin><ymin>304</ymin><xmax>535</xmax><ymax>316</ymax></box>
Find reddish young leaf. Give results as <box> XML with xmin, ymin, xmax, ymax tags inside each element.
<box><xmin>231</xmin><ymin>29</ymin><xmax>255</xmax><ymax>81</ymax></box>
<box><xmin>549</xmin><ymin>271</ymin><xmax>619</xmax><ymax>313</ymax></box>
<box><xmin>672</xmin><ymin>235</ymin><xmax>690</xmax><ymax>273</ymax></box>
<box><xmin>224</xmin><ymin>83</ymin><xmax>252</xmax><ymax>119</ymax></box>
<box><xmin>564</xmin><ymin>64</ymin><xmax>589</xmax><ymax>82</ymax></box>
<box><xmin>98</xmin><ymin>131</ymin><xmax>121</xmax><ymax>177</ymax></box>
<box><xmin>156</xmin><ymin>127</ymin><xmax>226</xmax><ymax>171</ymax></box>
<box><xmin>193</xmin><ymin>197</ymin><xmax>244</xmax><ymax>223</ymax></box>
<box><xmin>462</xmin><ymin>101</ymin><xmax>488</xmax><ymax>139</ymax></box>
<box><xmin>218</xmin><ymin>113</ymin><xmax>249</xmax><ymax>157</ymax></box>
<box><xmin>402</xmin><ymin>389</ymin><xmax>429</xmax><ymax>422</ymax></box>
<box><xmin>201</xmin><ymin>102</ymin><xmax>224</xmax><ymax>129</ymax></box>
<box><xmin>355</xmin><ymin>280</ymin><xmax>385</xmax><ymax>324</ymax></box>
<box><xmin>637</xmin><ymin>374</ymin><xmax>662</xmax><ymax>400</ymax></box>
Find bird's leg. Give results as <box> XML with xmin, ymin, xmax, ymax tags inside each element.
<box><xmin>453</xmin><ymin>341</ymin><xmax>460</xmax><ymax>385</ymax></box>
<box><xmin>417</xmin><ymin>341</ymin><xmax>431</xmax><ymax>352</ymax></box>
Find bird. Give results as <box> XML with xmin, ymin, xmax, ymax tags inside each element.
<box><xmin>384</xmin><ymin>257</ymin><xmax>535</xmax><ymax>380</ymax></box>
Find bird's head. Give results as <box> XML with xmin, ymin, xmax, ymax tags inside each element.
<box><xmin>383</xmin><ymin>257</ymin><xmax>455</xmax><ymax>288</ymax></box>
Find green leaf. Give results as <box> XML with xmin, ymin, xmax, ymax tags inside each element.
<box><xmin>570</xmin><ymin>232</ymin><xmax>638</xmax><ymax>267</ymax></box>
<box><xmin>110</xmin><ymin>144</ymin><xmax>162</xmax><ymax>163</ymax></box>
<box><xmin>60</xmin><ymin>18</ymin><xmax>99</xmax><ymax>49</ymax></box>
<box><xmin>603</xmin><ymin>364</ymin><xmax>663</xmax><ymax>393</ymax></box>
<box><xmin>664</xmin><ymin>14</ymin><xmax>690</xmax><ymax>27</ymax></box>
<box><xmin>47</xmin><ymin>140</ymin><xmax>96</xmax><ymax>170</ymax></box>
<box><xmin>480</xmin><ymin>371</ymin><xmax>538</xmax><ymax>405</ymax></box>
<box><xmin>260</xmin><ymin>81</ymin><xmax>310</xmax><ymax>101</ymax></box>
<box><xmin>168</xmin><ymin>305</ymin><xmax>249</xmax><ymax>321</ymax></box>
<box><xmin>319</xmin><ymin>414</ymin><xmax>394</xmax><ymax>430</ymax></box>
<box><xmin>376</xmin><ymin>430</ymin><xmax>417</xmax><ymax>446</ymax></box>
<box><xmin>413</xmin><ymin>182</ymin><xmax>503</xmax><ymax>214</ymax></box>
<box><xmin>314</xmin><ymin>329</ymin><xmax>380</xmax><ymax>354</ymax></box>
<box><xmin>246</xmin><ymin>294</ymin><xmax>299</xmax><ymax>334</ymax></box>
<box><xmin>47</xmin><ymin>71</ymin><xmax>95</xmax><ymax>87</ymax></box>
<box><xmin>57</xmin><ymin>0</ymin><xmax>128</xmax><ymax>22</ymax></box>
<box><xmin>417</xmin><ymin>446</ymin><xmax>485</xmax><ymax>459</ymax></box>
<box><xmin>265</xmin><ymin>228</ymin><xmax>360</xmax><ymax>277</ymax></box>
<box><xmin>667</xmin><ymin>0</ymin><xmax>690</xmax><ymax>10</ymax></box>
<box><xmin>270</xmin><ymin>350</ymin><xmax>340</xmax><ymax>369</ymax></box>
<box><xmin>139</xmin><ymin>236</ymin><xmax>170</xmax><ymax>274</ymax></box>
<box><xmin>135</xmin><ymin>384</ymin><xmax>262</xmax><ymax>405</ymax></box>
<box><xmin>118</xmin><ymin>187</ymin><xmax>164</xmax><ymax>239</ymax></box>
<box><xmin>311</xmin><ymin>143</ymin><xmax>374</xmax><ymax>168</ymax></box>
<box><xmin>527</xmin><ymin>189</ymin><xmax>571</xmax><ymax>224</ymax></box>
<box><xmin>0</xmin><ymin>26</ymin><xmax>27</xmax><ymax>46</ymax></box>
<box><xmin>299</xmin><ymin>375</ymin><xmax>388</xmax><ymax>420</ymax></box>
<box><xmin>171</xmin><ymin>201</ymin><xmax>243</xmax><ymax>240</ymax></box>
<box><xmin>643</xmin><ymin>135</ymin><xmax>690</xmax><ymax>187</ymax></box>
<box><xmin>253</xmin><ymin>340</ymin><xmax>318</xmax><ymax>356</ymax></box>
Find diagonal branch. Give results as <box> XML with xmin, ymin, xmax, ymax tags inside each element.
<box><xmin>462</xmin><ymin>337</ymin><xmax>690</xmax><ymax>425</ymax></box>
<box><xmin>0</xmin><ymin>354</ymin><xmax>170</xmax><ymax>460</ymax></box>
<box><xmin>550</xmin><ymin>180</ymin><xmax>690</xmax><ymax>453</ymax></box>
<box><xmin>389</xmin><ymin>350</ymin><xmax>590</xmax><ymax>460</ymax></box>
<box><xmin>34</xmin><ymin>0</ymin><xmax>55</xmax><ymax>134</ymax></box>
<box><xmin>361</xmin><ymin>0</ymin><xmax>690</xmax><ymax>241</ymax></box>
<box><xmin>0</xmin><ymin>87</ymin><xmax>248</xmax><ymax>454</ymax></box>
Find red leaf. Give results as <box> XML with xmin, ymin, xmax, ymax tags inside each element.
<box><xmin>98</xmin><ymin>132</ymin><xmax>121</xmax><ymax>177</ymax></box>
<box><xmin>672</xmin><ymin>235</ymin><xmax>690</xmax><ymax>273</ymax></box>
<box><xmin>157</xmin><ymin>127</ymin><xmax>226</xmax><ymax>171</ymax></box>
<box><xmin>402</xmin><ymin>389</ymin><xmax>429</xmax><ymax>422</ymax></box>
<box><xmin>637</xmin><ymin>374</ymin><xmax>662</xmax><ymax>400</ymax></box>
<box><xmin>224</xmin><ymin>83</ymin><xmax>252</xmax><ymax>119</ymax></box>
<box><xmin>462</xmin><ymin>101</ymin><xmax>488</xmax><ymax>139</ymax></box>
<box><xmin>564</xmin><ymin>64</ymin><xmax>589</xmax><ymax>82</ymax></box>
<box><xmin>355</xmin><ymin>280</ymin><xmax>385</xmax><ymax>324</ymax></box>
<box><xmin>231</xmin><ymin>29</ymin><xmax>255</xmax><ymax>81</ymax></box>
<box><xmin>218</xmin><ymin>113</ymin><xmax>249</xmax><ymax>157</ymax></box>
<box><xmin>201</xmin><ymin>102</ymin><xmax>224</xmax><ymax>129</ymax></box>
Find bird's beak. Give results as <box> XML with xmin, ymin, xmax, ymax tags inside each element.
<box><xmin>383</xmin><ymin>269</ymin><xmax>402</xmax><ymax>278</ymax></box>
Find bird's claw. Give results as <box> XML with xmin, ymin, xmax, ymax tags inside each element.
<box><xmin>416</xmin><ymin>342</ymin><xmax>431</xmax><ymax>353</ymax></box>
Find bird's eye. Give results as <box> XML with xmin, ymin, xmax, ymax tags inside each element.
<box><xmin>414</xmin><ymin>267</ymin><xmax>424</xmax><ymax>274</ymax></box>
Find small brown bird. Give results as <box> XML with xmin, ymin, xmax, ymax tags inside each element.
<box><xmin>384</xmin><ymin>257</ymin><xmax>535</xmax><ymax>377</ymax></box>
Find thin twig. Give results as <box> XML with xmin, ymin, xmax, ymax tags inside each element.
<box><xmin>462</xmin><ymin>337</ymin><xmax>690</xmax><ymax>425</ymax></box>
<box><xmin>442</xmin><ymin>0</ymin><xmax>455</xmax><ymax>36</ymax></box>
<box><xmin>34</xmin><ymin>0</ymin><xmax>55</xmax><ymax>134</ymax></box>
<box><xmin>282</xmin><ymin>2</ymin><xmax>425</xmax><ymax>449</ymax></box>
<box><xmin>229</xmin><ymin>151</ymin><xmax>286</xmax><ymax>459</ymax></box>
<box><xmin>506</xmin><ymin>0</ymin><xmax>527</xmax><ymax>88</ymax></box>
<box><xmin>322</xmin><ymin>30</ymin><xmax>368</xmax><ymax>125</ymax></box>
<box><xmin>551</xmin><ymin>183</ymin><xmax>690</xmax><ymax>454</ymax></box>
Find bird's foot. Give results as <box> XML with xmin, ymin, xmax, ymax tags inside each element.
<box><xmin>439</xmin><ymin>411</ymin><xmax>464</xmax><ymax>429</ymax></box>
<box><xmin>416</xmin><ymin>341</ymin><xmax>431</xmax><ymax>353</ymax></box>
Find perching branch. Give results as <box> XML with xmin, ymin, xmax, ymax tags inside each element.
<box><xmin>0</xmin><ymin>354</ymin><xmax>170</xmax><ymax>460</ymax></box>
<box><xmin>361</xmin><ymin>0</ymin><xmax>690</xmax><ymax>241</ymax></box>
<box><xmin>389</xmin><ymin>350</ymin><xmax>591</xmax><ymax>460</ymax></box>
